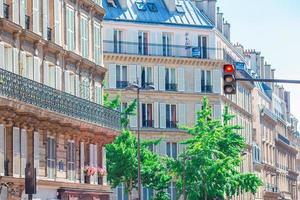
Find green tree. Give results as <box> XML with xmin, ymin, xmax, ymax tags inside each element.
<box><xmin>173</xmin><ymin>98</ymin><xmax>262</xmax><ymax>200</ymax></box>
<box><xmin>104</xmin><ymin>93</ymin><xmax>171</xmax><ymax>200</ymax></box>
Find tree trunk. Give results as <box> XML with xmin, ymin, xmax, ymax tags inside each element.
<box><xmin>128</xmin><ymin>190</ymin><xmax>132</xmax><ymax>200</ymax></box>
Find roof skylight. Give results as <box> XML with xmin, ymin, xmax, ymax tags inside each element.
<box><xmin>176</xmin><ymin>4</ymin><xmax>185</xmax><ymax>13</ymax></box>
<box><xmin>136</xmin><ymin>1</ymin><xmax>147</xmax><ymax>11</ymax></box>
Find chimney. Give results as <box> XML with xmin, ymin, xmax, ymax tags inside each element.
<box><xmin>119</xmin><ymin>0</ymin><xmax>128</xmax><ymax>9</ymax></box>
<box><xmin>164</xmin><ymin>0</ymin><xmax>176</xmax><ymax>12</ymax></box>
<box><xmin>264</xmin><ymin>63</ymin><xmax>271</xmax><ymax>88</ymax></box>
<box><xmin>195</xmin><ymin>0</ymin><xmax>216</xmax><ymax>25</ymax></box>
<box><xmin>260</xmin><ymin>57</ymin><xmax>265</xmax><ymax>78</ymax></box>
<box><xmin>271</xmin><ymin>69</ymin><xmax>275</xmax><ymax>89</ymax></box>
<box><xmin>217</xmin><ymin>7</ymin><xmax>223</xmax><ymax>33</ymax></box>
<box><xmin>234</xmin><ymin>43</ymin><xmax>244</xmax><ymax>55</ymax></box>
<box><xmin>223</xmin><ymin>20</ymin><xmax>231</xmax><ymax>41</ymax></box>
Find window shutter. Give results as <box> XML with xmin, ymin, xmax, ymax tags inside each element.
<box><xmin>213</xmin><ymin>104</ymin><xmax>222</xmax><ymax>119</ymax></box>
<box><xmin>64</xmin><ymin>71</ymin><xmax>70</xmax><ymax>93</ymax></box>
<box><xmin>178</xmin><ymin>104</ymin><xmax>186</xmax><ymax>126</ymax></box>
<box><xmin>159</xmin><ymin>103</ymin><xmax>166</xmax><ymax>128</ymax></box>
<box><xmin>157</xmin><ymin>32</ymin><xmax>163</xmax><ymax>55</ymax></box>
<box><xmin>109</xmin><ymin>64</ymin><xmax>116</xmax><ymax>89</ymax></box>
<box><xmin>54</xmin><ymin>0</ymin><xmax>61</xmax><ymax>44</ymax></box>
<box><xmin>149</xmin><ymin>32</ymin><xmax>156</xmax><ymax>55</ymax></box>
<box><xmin>0</xmin><ymin>43</ymin><xmax>4</xmax><ymax>70</ymax></box>
<box><xmin>213</xmin><ymin>69</ymin><xmax>221</xmax><ymax>94</ymax></box>
<box><xmin>158</xmin><ymin>141</ymin><xmax>166</xmax><ymax>156</ymax></box>
<box><xmin>33</xmin><ymin>56</ymin><xmax>40</xmax><ymax>82</ymax></box>
<box><xmin>194</xmin><ymin>69</ymin><xmax>201</xmax><ymax>92</ymax></box>
<box><xmin>34</xmin><ymin>132</ymin><xmax>39</xmax><ymax>177</ymax></box>
<box><xmin>154</xmin><ymin>102</ymin><xmax>159</xmax><ymax>128</ymax></box>
<box><xmin>42</xmin><ymin>0</ymin><xmax>48</xmax><ymax>39</ymax></box>
<box><xmin>177</xmin><ymin>67</ymin><xmax>185</xmax><ymax>92</ymax></box>
<box><xmin>56</xmin><ymin>66</ymin><xmax>62</xmax><ymax>90</ymax></box>
<box><xmin>158</xmin><ymin>66</ymin><xmax>165</xmax><ymax>91</ymax></box>
<box><xmin>12</xmin><ymin>48</ymin><xmax>18</xmax><ymax>74</ymax></box>
<box><xmin>20</xmin><ymin>0</ymin><xmax>26</xmax><ymax>28</ymax></box>
<box><xmin>128</xmin><ymin>65</ymin><xmax>137</xmax><ymax>84</ymax></box>
<box><xmin>195</xmin><ymin>103</ymin><xmax>202</xmax><ymax>124</ymax></box>
<box><xmin>75</xmin><ymin>75</ymin><xmax>80</xmax><ymax>97</ymax></box>
<box><xmin>12</xmin><ymin>0</ymin><xmax>19</xmax><ymax>24</ymax></box>
<box><xmin>20</xmin><ymin>129</ymin><xmax>27</xmax><ymax>177</ymax></box>
<box><xmin>20</xmin><ymin>51</ymin><xmax>27</xmax><ymax>77</ymax></box>
<box><xmin>32</xmin><ymin>0</ymin><xmax>40</xmax><ymax>34</ymax></box>
<box><xmin>95</xmin><ymin>83</ymin><xmax>102</xmax><ymax>104</ymax></box>
<box><xmin>49</xmin><ymin>66</ymin><xmax>56</xmax><ymax>88</ymax></box>
<box><xmin>137</xmin><ymin>65</ymin><xmax>142</xmax><ymax>86</ymax></box>
<box><xmin>43</xmin><ymin>62</ymin><xmax>49</xmax><ymax>85</ymax></box>
<box><xmin>153</xmin><ymin>66</ymin><xmax>159</xmax><ymax>90</ymax></box>
<box><xmin>13</xmin><ymin>127</ymin><xmax>20</xmax><ymax>177</ymax></box>
<box><xmin>102</xmin><ymin>146</ymin><xmax>107</xmax><ymax>185</ymax></box>
<box><xmin>80</xmin><ymin>142</ymin><xmax>84</xmax><ymax>183</ymax></box>
<box><xmin>0</xmin><ymin>124</ymin><xmax>4</xmax><ymax>175</ymax></box>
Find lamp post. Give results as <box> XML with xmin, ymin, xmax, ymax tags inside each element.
<box><xmin>126</xmin><ymin>80</ymin><xmax>154</xmax><ymax>200</ymax></box>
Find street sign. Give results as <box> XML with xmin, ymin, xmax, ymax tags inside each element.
<box><xmin>235</xmin><ymin>62</ymin><xmax>245</xmax><ymax>70</ymax></box>
<box><xmin>192</xmin><ymin>47</ymin><xmax>201</xmax><ymax>58</ymax></box>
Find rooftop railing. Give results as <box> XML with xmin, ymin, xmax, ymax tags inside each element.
<box><xmin>0</xmin><ymin>68</ymin><xmax>121</xmax><ymax>130</ymax></box>
<box><xmin>103</xmin><ymin>40</ymin><xmax>223</xmax><ymax>60</ymax></box>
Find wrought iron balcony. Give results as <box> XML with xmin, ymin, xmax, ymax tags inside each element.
<box><xmin>116</xmin><ymin>81</ymin><xmax>129</xmax><ymax>89</ymax></box>
<box><xmin>103</xmin><ymin>40</ymin><xmax>223</xmax><ymax>59</ymax></box>
<box><xmin>25</xmin><ymin>15</ymin><xmax>30</xmax><ymax>29</ymax></box>
<box><xmin>142</xmin><ymin>120</ymin><xmax>154</xmax><ymax>128</ymax></box>
<box><xmin>166</xmin><ymin>120</ymin><xmax>177</xmax><ymax>129</ymax></box>
<box><xmin>201</xmin><ymin>85</ymin><xmax>213</xmax><ymax>93</ymax></box>
<box><xmin>0</xmin><ymin>68</ymin><xmax>121</xmax><ymax>130</ymax></box>
<box><xmin>47</xmin><ymin>27</ymin><xmax>52</xmax><ymax>41</ymax></box>
<box><xmin>277</xmin><ymin>133</ymin><xmax>290</xmax><ymax>145</ymax></box>
<box><xmin>3</xmin><ymin>3</ymin><xmax>9</xmax><ymax>19</ymax></box>
<box><xmin>165</xmin><ymin>83</ymin><xmax>177</xmax><ymax>91</ymax></box>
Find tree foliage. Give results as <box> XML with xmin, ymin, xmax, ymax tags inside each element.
<box><xmin>172</xmin><ymin>97</ymin><xmax>262</xmax><ymax>200</ymax></box>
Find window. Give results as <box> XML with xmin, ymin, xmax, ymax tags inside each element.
<box><xmin>176</xmin><ymin>5</ymin><xmax>185</xmax><ymax>13</ymax></box>
<box><xmin>113</xmin><ymin>29</ymin><xmax>122</xmax><ymax>53</ymax></box>
<box><xmin>80</xmin><ymin>15</ymin><xmax>89</xmax><ymax>58</ymax></box>
<box><xmin>67</xmin><ymin>141</ymin><xmax>76</xmax><ymax>181</ymax></box>
<box><xmin>147</xmin><ymin>3</ymin><xmax>157</xmax><ymax>12</ymax></box>
<box><xmin>136</xmin><ymin>1</ymin><xmax>147</xmax><ymax>11</ymax></box>
<box><xmin>4</xmin><ymin>47</ymin><xmax>13</xmax><ymax>72</ymax></box>
<box><xmin>138</xmin><ymin>31</ymin><xmax>149</xmax><ymax>55</ymax></box>
<box><xmin>117</xmin><ymin>184</ymin><xmax>128</xmax><ymax>200</ymax></box>
<box><xmin>162</xmin><ymin>33</ymin><xmax>172</xmax><ymax>56</ymax></box>
<box><xmin>25</xmin><ymin>55</ymin><xmax>34</xmax><ymax>80</ymax></box>
<box><xmin>116</xmin><ymin>65</ymin><xmax>128</xmax><ymax>89</ymax></box>
<box><xmin>141</xmin><ymin>66</ymin><xmax>152</xmax><ymax>87</ymax></box>
<box><xmin>81</xmin><ymin>77</ymin><xmax>90</xmax><ymax>100</ymax></box>
<box><xmin>47</xmin><ymin>137</ymin><xmax>56</xmax><ymax>179</ymax></box>
<box><xmin>165</xmin><ymin>68</ymin><xmax>177</xmax><ymax>91</ymax></box>
<box><xmin>47</xmin><ymin>65</ymin><xmax>61</xmax><ymax>90</ymax></box>
<box><xmin>66</xmin><ymin>7</ymin><xmax>75</xmax><ymax>51</ymax></box>
<box><xmin>166</xmin><ymin>142</ymin><xmax>177</xmax><ymax>159</ymax></box>
<box><xmin>143</xmin><ymin>186</ymin><xmax>154</xmax><ymax>200</ymax></box>
<box><xmin>95</xmin><ymin>82</ymin><xmax>102</xmax><ymax>104</ymax></box>
<box><xmin>94</xmin><ymin>22</ymin><xmax>102</xmax><ymax>65</ymax></box>
<box><xmin>201</xmin><ymin>70</ymin><xmax>212</xmax><ymax>93</ymax></box>
<box><xmin>198</xmin><ymin>36</ymin><xmax>208</xmax><ymax>59</ymax></box>
<box><xmin>166</xmin><ymin>104</ymin><xmax>176</xmax><ymax>128</ymax></box>
<box><xmin>142</xmin><ymin>103</ymin><xmax>153</xmax><ymax>128</ymax></box>
<box><xmin>168</xmin><ymin>181</ymin><xmax>177</xmax><ymax>200</ymax></box>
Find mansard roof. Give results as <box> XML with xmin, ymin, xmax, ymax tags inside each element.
<box><xmin>103</xmin><ymin>0</ymin><xmax>213</xmax><ymax>28</ymax></box>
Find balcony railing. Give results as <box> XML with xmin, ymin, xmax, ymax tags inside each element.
<box><xmin>142</xmin><ymin>120</ymin><xmax>154</xmax><ymax>128</ymax></box>
<box><xmin>277</xmin><ymin>133</ymin><xmax>290</xmax><ymax>145</ymax></box>
<box><xmin>165</xmin><ymin>83</ymin><xmax>177</xmax><ymax>91</ymax></box>
<box><xmin>104</xmin><ymin>40</ymin><xmax>223</xmax><ymax>59</ymax></box>
<box><xmin>201</xmin><ymin>85</ymin><xmax>213</xmax><ymax>93</ymax></box>
<box><xmin>116</xmin><ymin>81</ymin><xmax>129</xmax><ymax>89</ymax></box>
<box><xmin>25</xmin><ymin>15</ymin><xmax>30</xmax><ymax>29</ymax></box>
<box><xmin>0</xmin><ymin>68</ymin><xmax>121</xmax><ymax>130</ymax></box>
<box><xmin>265</xmin><ymin>184</ymin><xmax>279</xmax><ymax>193</ymax></box>
<box><xmin>47</xmin><ymin>27</ymin><xmax>52</xmax><ymax>41</ymax></box>
<box><xmin>166</xmin><ymin>121</ymin><xmax>177</xmax><ymax>129</ymax></box>
<box><xmin>3</xmin><ymin>3</ymin><xmax>9</xmax><ymax>19</ymax></box>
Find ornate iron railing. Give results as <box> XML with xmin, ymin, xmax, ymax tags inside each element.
<box><xmin>0</xmin><ymin>68</ymin><xmax>121</xmax><ymax>130</ymax></box>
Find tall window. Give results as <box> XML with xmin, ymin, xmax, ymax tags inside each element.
<box><xmin>113</xmin><ymin>29</ymin><xmax>122</xmax><ymax>53</ymax></box>
<box><xmin>166</xmin><ymin>142</ymin><xmax>177</xmax><ymax>159</ymax></box>
<box><xmin>168</xmin><ymin>181</ymin><xmax>177</xmax><ymax>200</ymax></box>
<box><xmin>138</xmin><ymin>31</ymin><xmax>149</xmax><ymax>55</ymax></box>
<box><xmin>47</xmin><ymin>65</ymin><xmax>61</xmax><ymax>90</ymax></box>
<box><xmin>94</xmin><ymin>22</ymin><xmax>102</xmax><ymax>64</ymax></box>
<box><xmin>201</xmin><ymin>70</ymin><xmax>212</xmax><ymax>93</ymax></box>
<box><xmin>143</xmin><ymin>186</ymin><xmax>153</xmax><ymax>200</ymax></box>
<box><xmin>142</xmin><ymin>103</ymin><xmax>153</xmax><ymax>128</ymax></box>
<box><xmin>165</xmin><ymin>68</ymin><xmax>176</xmax><ymax>91</ymax></box>
<box><xmin>66</xmin><ymin>7</ymin><xmax>75</xmax><ymax>51</ymax></box>
<box><xmin>4</xmin><ymin>47</ymin><xmax>13</xmax><ymax>72</ymax></box>
<box><xmin>67</xmin><ymin>141</ymin><xmax>76</xmax><ymax>181</ymax></box>
<box><xmin>116</xmin><ymin>65</ymin><xmax>128</xmax><ymax>89</ymax></box>
<box><xmin>95</xmin><ymin>82</ymin><xmax>102</xmax><ymax>104</ymax></box>
<box><xmin>80</xmin><ymin>15</ymin><xmax>89</xmax><ymax>58</ymax></box>
<box><xmin>162</xmin><ymin>33</ymin><xmax>172</xmax><ymax>56</ymax></box>
<box><xmin>117</xmin><ymin>184</ymin><xmax>128</xmax><ymax>200</ymax></box>
<box><xmin>166</xmin><ymin>104</ymin><xmax>176</xmax><ymax>128</ymax></box>
<box><xmin>81</xmin><ymin>77</ymin><xmax>90</xmax><ymax>100</ymax></box>
<box><xmin>25</xmin><ymin>55</ymin><xmax>33</xmax><ymax>80</ymax></box>
<box><xmin>47</xmin><ymin>137</ymin><xmax>56</xmax><ymax>179</ymax></box>
<box><xmin>198</xmin><ymin>35</ymin><xmax>208</xmax><ymax>58</ymax></box>
<box><xmin>141</xmin><ymin>66</ymin><xmax>152</xmax><ymax>88</ymax></box>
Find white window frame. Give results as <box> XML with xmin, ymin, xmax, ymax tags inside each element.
<box><xmin>67</xmin><ymin>140</ymin><xmax>76</xmax><ymax>181</ymax></box>
<box><xmin>80</xmin><ymin>14</ymin><xmax>89</xmax><ymax>58</ymax></box>
<box><xmin>168</xmin><ymin>181</ymin><xmax>177</xmax><ymax>200</ymax></box>
<box><xmin>95</xmin><ymin>82</ymin><xmax>102</xmax><ymax>104</ymax></box>
<box><xmin>200</xmin><ymin>70</ymin><xmax>212</xmax><ymax>92</ymax></box>
<box><xmin>162</xmin><ymin>32</ymin><xmax>172</xmax><ymax>56</ymax></box>
<box><xmin>138</xmin><ymin>31</ymin><xmax>149</xmax><ymax>55</ymax></box>
<box><xmin>94</xmin><ymin>22</ymin><xmax>101</xmax><ymax>64</ymax></box>
<box><xmin>116</xmin><ymin>65</ymin><xmax>128</xmax><ymax>88</ymax></box>
<box><xmin>141</xmin><ymin>66</ymin><xmax>153</xmax><ymax>86</ymax></box>
<box><xmin>166</xmin><ymin>142</ymin><xmax>177</xmax><ymax>159</ymax></box>
<box><xmin>117</xmin><ymin>183</ymin><xmax>128</xmax><ymax>200</ymax></box>
<box><xmin>113</xmin><ymin>29</ymin><xmax>122</xmax><ymax>53</ymax></box>
<box><xmin>47</xmin><ymin>137</ymin><xmax>56</xmax><ymax>180</ymax></box>
<box><xmin>66</xmin><ymin>6</ymin><xmax>75</xmax><ymax>51</ymax></box>
<box><xmin>141</xmin><ymin>103</ymin><xmax>153</xmax><ymax>127</ymax></box>
<box><xmin>198</xmin><ymin>35</ymin><xmax>208</xmax><ymax>59</ymax></box>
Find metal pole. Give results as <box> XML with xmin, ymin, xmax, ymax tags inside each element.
<box><xmin>28</xmin><ymin>194</ymin><xmax>32</xmax><ymax>200</ymax></box>
<box><xmin>236</xmin><ymin>78</ymin><xmax>300</xmax><ymax>84</ymax></box>
<box><xmin>137</xmin><ymin>87</ymin><xmax>141</xmax><ymax>200</ymax></box>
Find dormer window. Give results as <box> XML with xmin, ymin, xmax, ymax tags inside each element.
<box><xmin>147</xmin><ymin>3</ymin><xmax>157</xmax><ymax>12</ymax></box>
<box><xmin>176</xmin><ymin>4</ymin><xmax>185</xmax><ymax>13</ymax></box>
<box><xmin>136</xmin><ymin>1</ymin><xmax>147</xmax><ymax>11</ymax></box>
<box><xmin>107</xmin><ymin>0</ymin><xmax>117</xmax><ymax>7</ymax></box>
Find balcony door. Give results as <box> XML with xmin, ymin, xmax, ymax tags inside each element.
<box><xmin>162</xmin><ymin>33</ymin><xmax>172</xmax><ymax>56</ymax></box>
<box><xmin>113</xmin><ymin>29</ymin><xmax>122</xmax><ymax>53</ymax></box>
<box><xmin>116</xmin><ymin>65</ymin><xmax>128</xmax><ymax>89</ymax></box>
<box><xmin>201</xmin><ymin>70</ymin><xmax>212</xmax><ymax>93</ymax></box>
<box><xmin>165</xmin><ymin>68</ymin><xmax>176</xmax><ymax>91</ymax></box>
<box><xmin>198</xmin><ymin>35</ymin><xmax>208</xmax><ymax>59</ymax></box>
<box><xmin>141</xmin><ymin>66</ymin><xmax>152</xmax><ymax>88</ymax></box>
<box><xmin>166</xmin><ymin>104</ymin><xmax>176</xmax><ymax>128</ymax></box>
<box><xmin>138</xmin><ymin>31</ymin><xmax>149</xmax><ymax>55</ymax></box>
<box><xmin>142</xmin><ymin>103</ymin><xmax>153</xmax><ymax>128</ymax></box>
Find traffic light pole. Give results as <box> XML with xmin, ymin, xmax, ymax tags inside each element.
<box><xmin>236</xmin><ymin>78</ymin><xmax>300</xmax><ymax>84</ymax></box>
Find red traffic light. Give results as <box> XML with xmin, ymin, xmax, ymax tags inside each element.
<box><xmin>224</xmin><ymin>64</ymin><xmax>235</xmax><ymax>73</ymax></box>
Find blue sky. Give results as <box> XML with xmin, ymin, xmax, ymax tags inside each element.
<box><xmin>217</xmin><ymin>0</ymin><xmax>300</xmax><ymax>121</ymax></box>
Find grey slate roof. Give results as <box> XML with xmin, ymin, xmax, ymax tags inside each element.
<box><xmin>103</xmin><ymin>0</ymin><xmax>213</xmax><ymax>28</ymax></box>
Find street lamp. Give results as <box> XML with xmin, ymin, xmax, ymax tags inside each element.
<box><xmin>126</xmin><ymin>80</ymin><xmax>154</xmax><ymax>200</ymax></box>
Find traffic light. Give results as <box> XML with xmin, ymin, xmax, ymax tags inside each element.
<box><xmin>223</xmin><ymin>64</ymin><xmax>236</xmax><ymax>94</ymax></box>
